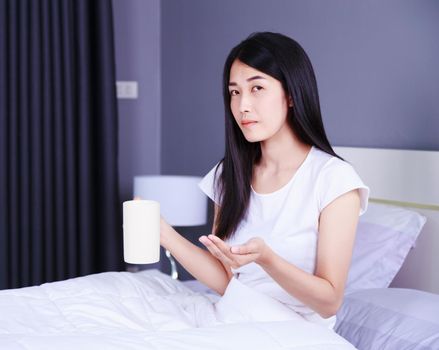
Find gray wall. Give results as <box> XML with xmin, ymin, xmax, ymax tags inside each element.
<box><xmin>113</xmin><ymin>0</ymin><xmax>161</xmax><ymax>202</ymax></box>
<box><xmin>161</xmin><ymin>0</ymin><xmax>439</xmax><ymax>179</ymax></box>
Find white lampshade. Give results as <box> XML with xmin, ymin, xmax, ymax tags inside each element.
<box><xmin>133</xmin><ymin>175</ymin><xmax>207</xmax><ymax>227</ymax></box>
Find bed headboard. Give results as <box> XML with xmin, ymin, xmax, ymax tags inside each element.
<box><xmin>334</xmin><ymin>146</ymin><xmax>439</xmax><ymax>295</ymax></box>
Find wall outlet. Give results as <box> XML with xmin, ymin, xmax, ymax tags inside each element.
<box><xmin>116</xmin><ymin>81</ymin><xmax>138</xmax><ymax>99</ymax></box>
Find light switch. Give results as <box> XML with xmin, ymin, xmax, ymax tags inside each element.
<box><xmin>116</xmin><ymin>81</ymin><xmax>138</xmax><ymax>99</ymax></box>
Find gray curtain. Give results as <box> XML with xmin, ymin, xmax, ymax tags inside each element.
<box><xmin>0</xmin><ymin>0</ymin><xmax>123</xmax><ymax>289</ymax></box>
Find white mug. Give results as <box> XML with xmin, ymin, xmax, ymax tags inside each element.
<box><xmin>123</xmin><ymin>200</ymin><xmax>160</xmax><ymax>264</ymax></box>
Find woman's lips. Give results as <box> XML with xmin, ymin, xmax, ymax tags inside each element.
<box><xmin>241</xmin><ymin>121</ymin><xmax>258</xmax><ymax>127</ymax></box>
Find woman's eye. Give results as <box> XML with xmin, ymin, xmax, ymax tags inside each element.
<box><xmin>229</xmin><ymin>86</ymin><xmax>262</xmax><ymax>96</ymax></box>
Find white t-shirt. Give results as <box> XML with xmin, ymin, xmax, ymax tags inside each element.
<box><xmin>198</xmin><ymin>145</ymin><xmax>370</xmax><ymax>327</ymax></box>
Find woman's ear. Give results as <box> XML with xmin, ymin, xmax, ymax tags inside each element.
<box><xmin>288</xmin><ymin>96</ymin><xmax>293</xmax><ymax>107</ymax></box>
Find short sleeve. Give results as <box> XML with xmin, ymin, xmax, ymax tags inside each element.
<box><xmin>317</xmin><ymin>158</ymin><xmax>370</xmax><ymax>216</ymax></box>
<box><xmin>198</xmin><ymin>162</ymin><xmax>223</xmax><ymax>205</ymax></box>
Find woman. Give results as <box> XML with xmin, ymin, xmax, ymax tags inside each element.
<box><xmin>159</xmin><ymin>32</ymin><xmax>369</xmax><ymax>329</ymax></box>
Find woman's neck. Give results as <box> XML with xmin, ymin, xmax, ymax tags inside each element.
<box><xmin>258</xmin><ymin>127</ymin><xmax>311</xmax><ymax>172</ymax></box>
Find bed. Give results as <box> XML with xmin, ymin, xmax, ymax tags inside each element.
<box><xmin>330</xmin><ymin>146</ymin><xmax>439</xmax><ymax>349</ymax></box>
<box><xmin>1</xmin><ymin>147</ymin><xmax>438</xmax><ymax>350</ymax></box>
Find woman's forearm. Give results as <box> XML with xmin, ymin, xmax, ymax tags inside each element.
<box><xmin>161</xmin><ymin>225</ymin><xmax>231</xmax><ymax>295</ymax></box>
<box><xmin>257</xmin><ymin>247</ymin><xmax>340</xmax><ymax>318</ymax></box>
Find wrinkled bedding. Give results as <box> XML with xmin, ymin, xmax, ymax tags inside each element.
<box><xmin>0</xmin><ymin>269</ymin><xmax>356</xmax><ymax>349</ymax></box>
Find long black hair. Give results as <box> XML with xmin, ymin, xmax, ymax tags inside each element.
<box><xmin>214</xmin><ymin>32</ymin><xmax>343</xmax><ymax>240</ymax></box>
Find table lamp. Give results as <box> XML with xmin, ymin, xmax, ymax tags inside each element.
<box><xmin>133</xmin><ymin>175</ymin><xmax>208</xmax><ymax>279</ymax></box>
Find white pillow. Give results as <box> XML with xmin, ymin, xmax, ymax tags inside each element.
<box><xmin>335</xmin><ymin>288</ymin><xmax>439</xmax><ymax>349</ymax></box>
<box><xmin>346</xmin><ymin>202</ymin><xmax>426</xmax><ymax>294</ymax></box>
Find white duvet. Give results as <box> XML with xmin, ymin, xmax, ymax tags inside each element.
<box><xmin>0</xmin><ymin>269</ymin><xmax>355</xmax><ymax>349</ymax></box>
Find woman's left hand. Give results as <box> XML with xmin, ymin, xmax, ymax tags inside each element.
<box><xmin>198</xmin><ymin>235</ymin><xmax>271</xmax><ymax>269</ymax></box>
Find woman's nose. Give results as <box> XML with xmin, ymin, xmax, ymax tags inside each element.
<box><xmin>238</xmin><ymin>92</ymin><xmax>252</xmax><ymax>114</ymax></box>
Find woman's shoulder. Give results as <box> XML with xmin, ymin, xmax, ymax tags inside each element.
<box><xmin>198</xmin><ymin>160</ymin><xmax>223</xmax><ymax>205</ymax></box>
<box><xmin>312</xmin><ymin>148</ymin><xmax>358</xmax><ymax>178</ymax></box>
<box><xmin>310</xmin><ymin>147</ymin><xmax>351</xmax><ymax>173</ymax></box>
<box><xmin>311</xmin><ymin>147</ymin><xmax>369</xmax><ymax>215</ymax></box>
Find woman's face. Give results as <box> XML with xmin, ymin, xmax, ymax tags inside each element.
<box><xmin>228</xmin><ymin>59</ymin><xmax>291</xmax><ymax>143</ymax></box>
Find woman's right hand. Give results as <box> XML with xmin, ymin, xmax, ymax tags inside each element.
<box><xmin>159</xmin><ymin>215</ymin><xmax>172</xmax><ymax>248</ymax></box>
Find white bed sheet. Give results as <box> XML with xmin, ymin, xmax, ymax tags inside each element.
<box><xmin>0</xmin><ymin>269</ymin><xmax>355</xmax><ymax>350</ymax></box>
